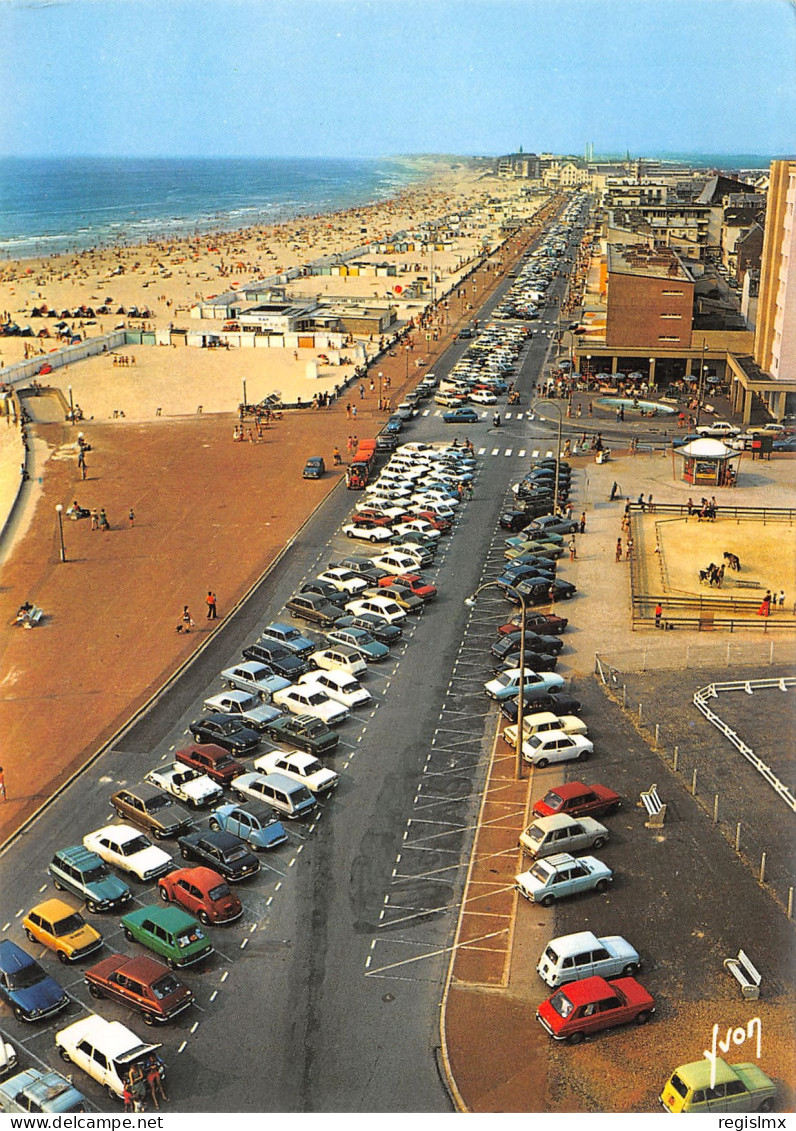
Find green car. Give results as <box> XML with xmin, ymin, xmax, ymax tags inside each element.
<box><xmin>121</xmin><ymin>905</ymin><xmax>213</xmax><ymax>969</ymax></box>
<box><xmin>48</xmin><ymin>846</ymin><xmax>132</xmax><ymax>913</ymax></box>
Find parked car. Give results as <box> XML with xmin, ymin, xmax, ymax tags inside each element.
<box><xmin>346</xmin><ymin>596</ymin><xmax>407</xmax><ymax>624</ymax></box>
<box><xmin>536</xmin><ymin>974</ymin><xmax>654</xmax><ymax>1043</ymax></box>
<box><xmin>55</xmin><ymin>1015</ymin><xmax>165</xmax><ymax>1100</ymax></box>
<box><xmin>122</xmin><ymin>904</ymin><xmax>214</xmax><ymax>969</ymax></box>
<box><xmin>519</xmin><ymin>813</ymin><xmax>608</xmax><ymax>858</ymax></box>
<box><xmin>696</xmin><ymin>420</ymin><xmax>740</xmax><ymax>438</ymax></box>
<box><xmin>84</xmin><ymin>953</ymin><xmax>193</xmax><ymax>1025</ymax></box>
<box><xmin>0</xmin><ymin>1068</ymin><xmax>86</xmax><ymax>1114</ymax></box>
<box><xmin>259</xmin><ymin>622</ymin><xmax>316</xmax><ymax>657</ymax></box>
<box><xmin>188</xmin><ymin>715</ymin><xmax>260</xmax><ymax>756</ymax></box>
<box><xmin>285</xmin><ymin>592</ymin><xmax>345</xmax><ymax>627</ymax></box>
<box><xmin>532</xmin><ymin>781</ymin><xmax>622</xmax><ymax>820</ymax></box>
<box><xmin>176</xmin><ymin>830</ymin><xmax>260</xmax><ymax>882</ymax></box>
<box><xmin>0</xmin><ymin>940</ymin><xmax>69</xmax><ymax>1022</ymax></box>
<box><xmin>302</xmin><ymin>456</ymin><xmax>325</xmax><ymax>479</ymax></box>
<box><xmin>83</xmin><ymin>825</ymin><xmax>173</xmax><ymax>882</ymax></box>
<box><xmin>500</xmin><ymin>690</ymin><xmax>582</xmax><ymax>722</ymax></box>
<box><xmin>264</xmin><ymin>713</ymin><xmax>339</xmax><ymax>756</ymax></box>
<box><xmin>504</xmin><ymin>712</ymin><xmax>587</xmax><ymax>746</ymax></box>
<box><xmin>203</xmin><ymin>689</ymin><xmax>281</xmax><ymax>731</ymax></box>
<box><xmin>537</xmin><ymin>930</ymin><xmax>640</xmax><ymax>988</ymax></box>
<box><xmin>209</xmin><ymin>804</ymin><xmax>288</xmax><ymax>852</ymax></box>
<box><xmin>309</xmin><ymin>644</ymin><xmax>367</xmax><ymax>677</ymax></box>
<box><xmin>521</xmin><ymin>729</ymin><xmax>593</xmax><ymax>768</ymax></box>
<box><xmin>49</xmin><ymin>846</ymin><xmax>132</xmax><ymax>914</ymax></box>
<box><xmin>299</xmin><ymin>669</ymin><xmax>370</xmax><ymax>709</ymax></box>
<box><xmin>241</xmin><ymin>640</ymin><xmax>308</xmax><ymax>679</ymax></box>
<box><xmin>231</xmin><ymin>771</ymin><xmax>317</xmax><ymax>819</ymax></box>
<box><xmin>342</xmin><ymin>521</ymin><xmax>395</xmax><ymax>543</ymax></box>
<box><xmin>484</xmin><ymin>667</ymin><xmax>565</xmax><ymax>700</ymax></box>
<box><xmin>111</xmin><ymin>784</ymin><xmax>193</xmax><ymax>838</ymax></box>
<box><xmin>498</xmin><ymin>611</ymin><xmax>568</xmax><ymax>635</ymax></box>
<box><xmin>145</xmin><ymin>763</ymin><xmax>223</xmax><ymax>809</ymax></box>
<box><xmin>379</xmin><ymin>573</ymin><xmax>437</xmax><ymax>601</ymax></box>
<box><xmin>254</xmin><ymin>750</ymin><xmax>339</xmax><ymax>795</ymax></box>
<box><xmin>491</xmin><ymin>632</ymin><xmax>563</xmax><ymax>661</ymax></box>
<box><xmin>316</xmin><ymin>567</ymin><xmax>369</xmax><ymax>594</ymax></box>
<box><xmin>334</xmin><ymin>612</ymin><xmax>403</xmax><ymax>644</ymax></box>
<box><xmin>220</xmin><ymin>661</ymin><xmax>291</xmax><ymax>700</ymax></box>
<box><xmin>22</xmin><ymin>899</ymin><xmax>103</xmax><ymax>964</ymax></box>
<box><xmin>175</xmin><ymin>743</ymin><xmax>244</xmax><ymax>786</ymax></box>
<box><xmin>516</xmin><ymin>852</ymin><xmax>612</xmax><ymax>905</ymax></box>
<box><xmin>660</xmin><ymin>1058</ymin><xmax>777</xmax><ymax>1114</ymax></box>
<box><xmin>158</xmin><ymin>866</ymin><xmax>243</xmax><ymax>924</ymax></box>
<box><xmin>325</xmin><ymin>625</ymin><xmax>389</xmax><ymax>662</ymax></box>
<box><xmin>272</xmin><ymin>683</ymin><xmax>349</xmax><ymax>724</ymax></box>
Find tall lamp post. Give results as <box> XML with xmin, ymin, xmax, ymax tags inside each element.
<box><xmin>67</xmin><ymin>386</ymin><xmax>74</xmax><ymax>422</ymax></box>
<box><xmin>531</xmin><ymin>400</ymin><xmax>564</xmax><ymax>515</ymax></box>
<box><xmin>465</xmin><ymin>581</ymin><xmax>528</xmax><ymax>781</ymax></box>
<box><xmin>55</xmin><ymin>504</ymin><xmax>66</xmax><ymax>563</ymax></box>
<box><xmin>378</xmin><ymin>371</ymin><xmax>383</xmax><ymax>411</ymax></box>
<box><xmin>695</xmin><ymin>338</ymin><xmax>707</xmax><ymax>429</ymax></box>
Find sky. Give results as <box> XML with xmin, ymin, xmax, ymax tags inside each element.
<box><xmin>0</xmin><ymin>0</ymin><xmax>793</xmax><ymax>159</ymax></box>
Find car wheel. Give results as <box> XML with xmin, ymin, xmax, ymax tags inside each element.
<box><xmin>107</xmin><ymin>1086</ymin><xmax>118</xmax><ymax>1102</ymax></box>
<box><xmin>540</xmin><ymin>894</ymin><xmax>555</xmax><ymax>907</ymax></box>
<box><xmin>369</xmin><ymin>535</ymin><xmax>378</xmax><ymax>543</ymax></box>
<box><xmin>346</xmin><ymin>530</ymin><xmax>354</xmax><ymax>538</ymax></box>
<box><xmin>142</xmin><ymin>1012</ymin><xmax>157</xmax><ymax>1027</ymax></box>
<box><xmin>159</xmin><ymin>885</ymin><xmax>171</xmax><ymax>903</ymax></box>
<box><xmin>622</xmin><ymin>962</ymin><xmax>639</xmax><ymax>976</ymax></box>
<box><xmin>24</xmin><ymin>928</ymin><xmax>36</xmax><ymax>943</ymax></box>
<box><xmin>198</xmin><ymin>910</ymin><xmax>211</xmax><ymax>926</ymax></box>
<box><xmin>567</xmin><ymin>1031</ymin><xmax>585</xmax><ymax>1045</ymax></box>
<box><xmin>757</xmin><ymin>1100</ymin><xmax>774</xmax><ymax>1113</ymax></box>
<box><xmin>153</xmin><ymin>828</ymin><xmax>166</xmax><ymax>840</ymax></box>
<box><xmin>634</xmin><ymin>1011</ymin><xmax>651</xmax><ymax>1026</ymax></box>
<box><xmin>88</xmin><ymin>982</ymin><xmax>104</xmax><ymax>999</ymax></box>
<box><xmin>59</xmin><ymin>1047</ymin><xmax>71</xmax><ymax>1063</ymax></box>
<box><xmin>53</xmin><ymin>879</ymin><xmax>65</xmax><ymax>892</ymax></box>
<box><xmin>123</xmin><ymin>926</ymin><xmax>135</xmax><ymax>941</ymax></box>
<box><xmin>595</xmin><ymin>879</ymin><xmax>609</xmax><ymax>893</ymax></box>
<box><xmin>180</xmin><ymin>848</ymin><xmax>191</xmax><ymax>859</ymax></box>
<box><xmin>167</xmin><ymin>957</ymin><xmax>179</xmax><ymax>970</ymax></box>
<box><xmin>57</xmin><ymin>950</ymin><xmax>70</xmax><ymax>964</ymax></box>
<box><xmin>536</xmin><ymin>757</ymin><xmax>549</xmax><ymax>769</ymax></box>
<box><xmin>578</xmin><ymin>749</ymin><xmax>591</xmax><ymax>760</ymax></box>
<box><xmin>209</xmin><ymin>818</ymin><xmax>220</xmax><ymax>831</ymax></box>
<box><xmin>592</xmin><ymin>836</ymin><xmax>606</xmax><ymax>850</ymax></box>
<box><xmin>86</xmin><ymin>899</ymin><xmax>101</xmax><ymax>914</ymax></box>
<box><xmin>14</xmin><ymin>1006</ymin><xmax>29</xmax><ymax>1022</ymax></box>
<box><xmin>228</xmin><ymin>681</ymin><xmax>236</xmax><ymax>689</ymax></box>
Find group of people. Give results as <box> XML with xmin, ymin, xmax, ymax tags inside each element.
<box><xmin>122</xmin><ymin>1055</ymin><xmax>167</xmax><ymax>1112</ymax></box>
<box><xmin>757</xmin><ymin>589</ymin><xmax>786</xmax><ymax>617</ymax></box>
<box><xmin>687</xmin><ymin>496</ymin><xmax>718</xmax><ymax>521</ymax></box>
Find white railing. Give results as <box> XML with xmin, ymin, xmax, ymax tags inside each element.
<box><xmin>693</xmin><ymin>678</ymin><xmax>796</xmax><ymax>812</ymax></box>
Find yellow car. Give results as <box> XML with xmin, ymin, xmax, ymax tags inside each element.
<box><xmin>22</xmin><ymin>899</ymin><xmax>103</xmax><ymax>964</ymax></box>
<box><xmin>660</xmin><ymin>1058</ymin><xmax>777</xmax><ymax>1113</ymax></box>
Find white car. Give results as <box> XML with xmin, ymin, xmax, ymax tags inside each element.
<box><xmin>316</xmin><ymin>568</ymin><xmax>369</xmax><ymax>595</ymax></box>
<box><xmin>220</xmin><ymin>661</ymin><xmax>291</xmax><ymax>700</ymax></box>
<box><xmin>516</xmin><ymin>852</ymin><xmax>612</xmax><ymax>906</ymax></box>
<box><xmin>0</xmin><ymin>1037</ymin><xmax>17</xmax><ymax>1078</ymax></box>
<box><xmin>409</xmin><ymin>499</ymin><xmax>455</xmax><ymax>519</ymax></box>
<box><xmin>345</xmin><ymin>596</ymin><xmax>407</xmax><ymax>624</ymax></box>
<box><xmin>308</xmin><ymin>645</ymin><xmax>367</xmax><ymax>677</ymax></box>
<box><xmin>254</xmin><ymin>750</ymin><xmax>338</xmax><ymax>795</ymax></box>
<box><xmin>341</xmin><ymin>522</ymin><xmax>394</xmax><ymax>544</ymax></box>
<box><xmin>391</xmin><ymin>520</ymin><xmax>441</xmax><ymax>541</ymax></box>
<box><xmin>271</xmin><ymin>684</ymin><xmax>349</xmax><ymax>725</ymax></box>
<box><xmin>145</xmin><ymin>763</ymin><xmax>223</xmax><ymax>808</ymax></box>
<box><xmin>522</xmin><ymin>730</ymin><xmax>594</xmax><ymax>768</ymax></box>
<box><xmin>83</xmin><ymin>825</ymin><xmax>172</xmax><ymax>882</ymax></box>
<box><xmin>520</xmin><ymin>814</ymin><xmax>609</xmax><ymax>858</ymax></box>
<box><xmin>299</xmin><ymin>669</ymin><xmax>371</xmax><ymax>709</ymax></box>
<box><xmin>203</xmin><ymin>690</ymin><xmax>282</xmax><ymax>730</ymax></box>
<box><xmin>55</xmin><ymin>1015</ymin><xmax>162</xmax><ymax>1100</ymax></box>
<box><xmin>353</xmin><ymin>501</ymin><xmax>405</xmax><ymax>518</ymax></box>
<box><xmin>371</xmin><ymin>550</ymin><xmax>422</xmax><ymax>575</ymax></box>
<box><xmin>469</xmin><ymin>389</ymin><xmax>499</xmax><ymax>405</ymax></box>
<box><xmin>695</xmin><ymin>420</ymin><xmax>740</xmax><ymax>438</ymax></box>
<box><xmin>503</xmin><ymin>712</ymin><xmax>588</xmax><ymax>746</ymax></box>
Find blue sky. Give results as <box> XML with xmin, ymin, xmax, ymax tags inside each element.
<box><xmin>0</xmin><ymin>0</ymin><xmax>793</xmax><ymax>158</ymax></box>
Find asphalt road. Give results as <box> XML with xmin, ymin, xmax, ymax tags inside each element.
<box><xmin>0</xmin><ymin>208</ymin><xmax>592</xmax><ymax>1112</ymax></box>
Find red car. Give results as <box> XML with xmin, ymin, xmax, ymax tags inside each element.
<box><xmin>403</xmin><ymin>510</ymin><xmax>451</xmax><ymax>533</ymax></box>
<box><xmin>84</xmin><ymin>953</ymin><xmax>194</xmax><ymax>1025</ymax></box>
<box><xmin>350</xmin><ymin>511</ymin><xmax>393</xmax><ymax>527</ymax></box>
<box><xmin>532</xmin><ymin>782</ymin><xmax>621</xmax><ymax>820</ymax></box>
<box><xmin>158</xmin><ymin>865</ymin><xmax>243</xmax><ymax>925</ymax></box>
<box><xmin>498</xmin><ymin>611</ymin><xmax>568</xmax><ymax>635</ymax></box>
<box><xmin>377</xmin><ymin>574</ymin><xmax>437</xmax><ymax>601</ymax></box>
<box><xmin>536</xmin><ymin>975</ymin><xmax>655</xmax><ymax>1042</ymax></box>
<box><xmin>176</xmin><ymin>743</ymin><xmax>245</xmax><ymax>786</ymax></box>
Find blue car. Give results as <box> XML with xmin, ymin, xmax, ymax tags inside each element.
<box><xmin>0</xmin><ymin>1069</ymin><xmax>87</xmax><ymax>1114</ymax></box>
<box><xmin>209</xmin><ymin>803</ymin><xmax>288</xmax><ymax>851</ymax></box>
<box><xmin>260</xmin><ymin>622</ymin><xmax>316</xmax><ymax>657</ymax></box>
<box><xmin>442</xmin><ymin>408</ymin><xmax>480</xmax><ymax>424</ymax></box>
<box><xmin>0</xmin><ymin>939</ymin><xmax>69</xmax><ymax>1022</ymax></box>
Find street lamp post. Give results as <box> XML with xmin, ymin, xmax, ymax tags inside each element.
<box><xmin>67</xmin><ymin>386</ymin><xmax>74</xmax><ymax>422</ymax></box>
<box><xmin>531</xmin><ymin>400</ymin><xmax>564</xmax><ymax>515</ymax></box>
<box><xmin>378</xmin><ymin>371</ymin><xmax>383</xmax><ymax>411</ymax></box>
<box><xmin>55</xmin><ymin>504</ymin><xmax>66</xmax><ymax>562</ymax></box>
<box><xmin>405</xmin><ymin>344</ymin><xmax>410</xmax><ymax>383</ymax></box>
<box><xmin>465</xmin><ymin>581</ymin><xmax>527</xmax><ymax>781</ymax></box>
<box><xmin>695</xmin><ymin>338</ymin><xmax>707</xmax><ymax>429</ymax></box>
<box><xmin>242</xmin><ymin>377</ymin><xmax>247</xmax><ymax>411</ymax></box>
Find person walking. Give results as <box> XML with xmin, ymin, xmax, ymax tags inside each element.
<box><xmin>615</xmin><ymin>537</ymin><xmax>623</xmax><ymax>562</ymax></box>
<box><xmin>98</xmin><ymin>508</ymin><xmax>109</xmax><ymax>531</ymax></box>
<box><xmin>332</xmin><ymin>446</ymin><xmax>342</xmax><ymax>466</ymax></box>
<box><xmin>180</xmin><ymin>605</ymin><xmax>194</xmax><ymax>632</ymax></box>
<box><xmin>568</xmin><ymin>537</ymin><xmax>577</xmax><ymax>561</ymax></box>
<box><xmin>626</xmin><ymin>536</ymin><xmax>634</xmax><ymax>560</ymax></box>
<box><xmin>579</xmin><ymin>511</ymin><xmax>586</xmax><ymax>534</ymax></box>
<box><xmin>655</xmin><ymin>602</ymin><xmax>663</xmax><ymax>628</ymax></box>
<box><xmin>128</xmin><ymin>507</ymin><xmax>135</xmax><ymax>528</ymax></box>
<box><xmin>90</xmin><ymin>508</ymin><xmax>99</xmax><ymax>531</ymax></box>
<box><xmin>206</xmin><ymin>591</ymin><xmax>217</xmax><ymax>620</ymax></box>
<box><xmin>610</xmin><ymin>481</ymin><xmax>618</xmax><ymax>501</ymax></box>
<box><xmin>778</xmin><ymin>589</ymin><xmax>786</xmax><ymax>608</ymax></box>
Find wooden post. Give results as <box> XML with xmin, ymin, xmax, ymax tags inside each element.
<box><xmin>759</xmin><ymin>853</ymin><xmax>766</xmax><ymax>884</ymax></box>
<box><xmin>691</xmin><ymin>768</ymin><xmax>698</xmax><ymax>795</ymax></box>
<box><xmin>673</xmin><ymin>746</ymin><xmax>679</xmax><ymax>771</ymax></box>
<box><xmin>735</xmin><ymin>822</ymin><xmax>741</xmax><ymax>852</ymax></box>
<box><xmin>713</xmin><ymin>794</ymin><xmax>719</xmax><ymax>823</ymax></box>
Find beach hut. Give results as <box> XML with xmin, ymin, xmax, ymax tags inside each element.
<box><xmin>675</xmin><ymin>437</ymin><xmax>739</xmax><ymax>487</ymax></box>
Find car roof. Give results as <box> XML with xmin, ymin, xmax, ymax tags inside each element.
<box><xmin>53</xmin><ymin>844</ymin><xmax>105</xmax><ymax>869</ymax></box>
<box><xmin>125</xmin><ymin>903</ymin><xmax>198</xmax><ymax>928</ymax></box>
<box><xmin>26</xmin><ymin>898</ymin><xmax>77</xmax><ymax>920</ymax></box>
<box><xmin>532</xmin><ymin>813</ymin><xmax>582</xmax><ymax>832</ymax></box>
<box><xmin>672</xmin><ymin>1059</ymin><xmax>738</xmax><ymax>1088</ymax></box>
<box><xmin>547</xmin><ymin>930</ymin><xmax>600</xmax><ymax>954</ymax></box>
<box><xmin>0</xmin><ymin>938</ymin><xmax>37</xmax><ymax>972</ymax></box>
<box><xmin>57</xmin><ymin>1016</ymin><xmax>160</xmax><ymax>1061</ymax></box>
<box><xmin>555</xmin><ymin>975</ymin><xmax>614</xmax><ymax>1004</ymax></box>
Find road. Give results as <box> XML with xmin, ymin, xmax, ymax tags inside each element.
<box><xmin>0</xmin><ymin>204</ymin><xmax>590</xmax><ymax>1112</ymax></box>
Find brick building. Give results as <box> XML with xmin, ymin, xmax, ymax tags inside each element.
<box><xmin>605</xmin><ymin>245</ymin><xmax>694</xmax><ymax>350</ymax></box>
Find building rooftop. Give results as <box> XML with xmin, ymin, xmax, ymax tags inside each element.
<box><xmin>606</xmin><ymin>243</ymin><xmax>694</xmax><ymax>282</ymax></box>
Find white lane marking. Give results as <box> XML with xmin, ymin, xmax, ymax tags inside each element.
<box><xmin>491</xmin><ymin>448</ymin><xmax>499</xmax><ymax>456</ymax></box>
<box><xmin>505</xmin><ymin>449</ymin><xmax>513</xmax><ymax>456</ymax></box>
<box><xmin>518</xmin><ymin>449</ymin><xmax>526</xmax><ymax>457</ymax></box>
<box><xmin>178</xmin><ymin>1041</ymin><xmax>187</xmax><ymax>1054</ymax></box>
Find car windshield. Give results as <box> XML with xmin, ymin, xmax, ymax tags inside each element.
<box><xmin>122</xmin><ymin>835</ymin><xmax>152</xmax><ymax>855</ymax></box>
<box><xmin>238</xmin><ymin>696</ymin><xmax>259</xmax><ymax>710</ymax></box>
<box><xmin>224</xmin><ymin>847</ymin><xmax>248</xmax><ymax>862</ymax></box>
<box><xmin>216</xmin><ymin>755</ymin><xmax>236</xmax><ymax>769</ymax></box>
<box><xmin>305</xmin><ymin>692</ymin><xmax>326</xmax><ymax>705</ymax></box>
<box><xmin>525</xmin><ymin>826</ymin><xmax>543</xmax><ymax>844</ymax></box>
<box><xmin>146</xmin><ymin>795</ymin><xmax>171</xmax><ymax>812</ymax></box>
<box><xmin>214</xmin><ymin>720</ymin><xmax>237</xmax><ymax>735</ymax></box>
<box><xmin>8</xmin><ymin>962</ymin><xmax>47</xmax><ymax>989</ymax></box>
<box><xmin>83</xmin><ymin>865</ymin><xmax>109</xmax><ymax>882</ymax></box>
<box><xmin>152</xmin><ymin>973</ymin><xmax>182</xmax><ymax>999</ymax></box>
<box><xmin>176</xmin><ymin>927</ymin><xmax>206</xmax><ymax>947</ymax></box>
<box><xmin>53</xmin><ymin>913</ymin><xmax>85</xmax><ymax>936</ymax></box>
<box><xmin>208</xmin><ymin>883</ymin><xmax>231</xmax><ymax>900</ymax></box>
<box><xmin>542</xmin><ymin>791</ymin><xmax>564</xmax><ymax>809</ymax></box>
<box><xmin>549</xmin><ymin>990</ymin><xmax>575</xmax><ymax>1019</ymax></box>
<box><xmin>283</xmin><ymin>630</ymin><xmax>301</xmax><ymax>642</ymax></box>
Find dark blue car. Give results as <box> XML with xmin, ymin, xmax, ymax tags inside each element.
<box><xmin>442</xmin><ymin>407</ymin><xmax>480</xmax><ymax>424</ymax></box>
<box><xmin>0</xmin><ymin>939</ymin><xmax>69</xmax><ymax>1022</ymax></box>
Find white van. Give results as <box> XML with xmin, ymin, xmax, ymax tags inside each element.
<box><xmin>55</xmin><ymin>1015</ymin><xmax>164</xmax><ymax>1101</ymax></box>
<box><xmin>536</xmin><ymin>930</ymin><xmax>640</xmax><ymax>988</ymax></box>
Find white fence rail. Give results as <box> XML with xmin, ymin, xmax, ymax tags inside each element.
<box><xmin>693</xmin><ymin>678</ymin><xmax>796</xmax><ymax>813</ymax></box>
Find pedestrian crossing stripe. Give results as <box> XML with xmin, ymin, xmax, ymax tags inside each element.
<box><xmin>422</xmin><ymin>409</ymin><xmax>430</xmax><ymax>416</ymax></box>
<box><xmin>516</xmin><ymin>413</ymin><xmax>523</xmax><ymax>419</ymax></box>
<box><xmin>518</xmin><ymin>450</ymin><xmax>526</xmax><ymax>457</ymax></box>
<box><xmin>505</xmin><ymin>449</ymin><xmax>512</xmax><ymax>456</ymax></box>
<box><xmin>478</xmin><ymin>447</ymin><xmax>486</xmax><ymax>455</ymax></box>
<box><xmin>505</xmin><ymin>412</ymin><xmax>512</xmax><ymax>419</ymax></box>
<box><xmin>491</xmin><ymin>448</ymin><xmax>500</xmax><ymax>456</ymax></box>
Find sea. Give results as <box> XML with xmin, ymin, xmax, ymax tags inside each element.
<box><xmin>0</xmin><ymin>156</ymin><xmax>425</xmax><ymax>260</ymax></box>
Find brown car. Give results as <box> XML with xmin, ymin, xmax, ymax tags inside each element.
<box><xmin>176</xmin><ymin>743</ymin><xmax>245</xmax><ymax>785</ymax></box>
<box><xmin>84</xmin><ymin>953</ymin><xmax>194</xmax><ymax>1025</ymax></box>
<box><xmin>111</xmin><ymin>783</ymin><xmax>193</xmax><ymax>839</ymax></box>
